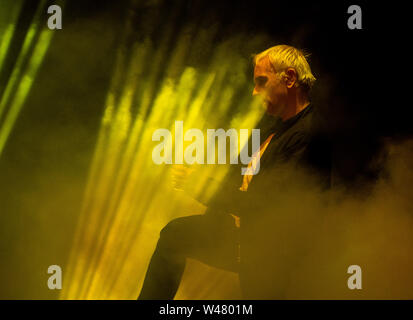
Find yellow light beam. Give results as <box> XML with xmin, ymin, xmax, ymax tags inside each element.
<box><xmin>0</xmin><ymin>0</ymin><xmax>57</xmax><ymax>158</ymax></box>
<box><xmin>0</xmin><ymin>0</ymin><xmax>24</xmax><ymax>74</ymax></box>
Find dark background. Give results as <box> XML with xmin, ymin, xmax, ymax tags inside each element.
<box><xmin>0</xmin><ymin>0</ymin><xmax>407</xmax><ymax>298</ymax></box>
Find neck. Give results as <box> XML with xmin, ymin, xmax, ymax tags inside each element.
<box><xmin>280</xmin><ymin>91</ymin><xmax>310</xmax><ymax>122</ymax></box>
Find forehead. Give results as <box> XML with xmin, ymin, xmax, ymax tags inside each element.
<box><xmin>254</xmin><ymin>55</ymin><xmax>274</xmax><ymax>77</ymax></box>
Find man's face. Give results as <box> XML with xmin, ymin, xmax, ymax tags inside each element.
<box><xmin>253</xmin><ymin>56</ymin><xmax>287</xmax><ymax>116</ymax></box>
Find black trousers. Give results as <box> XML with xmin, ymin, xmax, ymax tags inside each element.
<box><xmin>138</xmin><ymin>211</ymin><xmax>240</xmax><ymax>299</ymax></box>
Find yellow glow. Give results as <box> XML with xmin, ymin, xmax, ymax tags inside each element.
<box><xmin>61</xmin><ymin>8</ymin><xmax>264</xmax><ymax>299</ymax></box>
<box><xmin>0</xmin><ymin>0</ymin><xmax>56</xmax><ymax>157</ymax></box>
<box><xmin>0</xmin><ymin>0</ymin><xmax>24</xmax><ymax>73</ymax></box>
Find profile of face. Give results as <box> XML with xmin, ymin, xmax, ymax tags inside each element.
<box><xmin>252</xmin><ymin>56</ymin><xmax>290</xmax><ymax>117</ymax></box>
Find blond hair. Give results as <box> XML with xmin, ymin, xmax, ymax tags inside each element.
<box><xmin>253</xmin><ymin>44</ymin><xmax>316</xmax><ymax>92</ymax></box>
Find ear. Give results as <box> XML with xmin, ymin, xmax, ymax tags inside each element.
<box><xmin>284</xmin><ymin>68</ymin><xmax>297</xmax><ymax>89</ymax></box>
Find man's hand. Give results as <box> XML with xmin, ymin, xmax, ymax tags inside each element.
<box><xmin>170</xmin><ymin>164</ymin><xmax>195</xmax><ymax>190</ymax></box>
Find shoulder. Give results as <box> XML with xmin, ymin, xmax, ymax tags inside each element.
<box><xmin>266</xmin><ymin>105</ymin><xmax>331</xmax><ymax>165</ymax></box>
<box><xmin>278</xmin><ymin>106</ymin><xmax>317</xmax><ymax>156</ymax></box>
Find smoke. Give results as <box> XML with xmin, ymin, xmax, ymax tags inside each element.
<box><xmin>175</xmin><ymin>138</ymin><xmax>413</xmax><ymax>299</ymax></box>
<box><xmin>289</xmin><ymin>138</ymin><xmax>413</xmax><ymax>299</ymax></box>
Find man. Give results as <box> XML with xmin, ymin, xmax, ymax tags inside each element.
<box><xmin>138</xmin><ymin>44</ymin><xmax>331</xmax><ymax>299</ymax></box>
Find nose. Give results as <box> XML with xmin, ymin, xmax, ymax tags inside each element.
<box><xmin>252</xmin><ymin>87</ymin><xmax>258</xmax><ymax>96</ymax></box>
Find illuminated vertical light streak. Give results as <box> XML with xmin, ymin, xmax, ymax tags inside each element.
<box><xmin>110</xmin><ymin>83</ymin><xmax>219</xmax><ymax>298</ymax></box>
<box><xmin>84</xmin><ymin>39</ymin><xmax>194</xmax><ymax>299</ymax></box>
<box><xmin>69</xmin><ymin>2</ymin><xmax>189</xmax><ymax>299</ymax></box>
<box><xmin>61</xmin><ymin>86</ymin><xmax>117</xmax><ymax>300</ymax></box>
<box><xmin>0</xmin><ymin>1</ymin><xmax>42</xmax><ymax>127</ymax></box>
<box><xmin>83</xmin><ymin>43</ymin><xmax>149</xmax><ymax>298</ymax></box>
<box><xmin>63</xmin><ymin>0</ymin><xmax>161</xmax><ymax>298</ymax></box>
<box><xmin>98</xmin><ymin>71</ymin><xmax>211</xmax><ymax>299</ymax></box>
<box><xmin>85</xmin><ymin>48</ymin><xmax>205</xmax><ymax>298</ymax></box>
<box><xmin>0</xmin><ymin>0</ymin><xmax>24</xmax><ymax>74</ymax></box>
<box><xmin>77</xmin><ymin>43</ymin><xmax>170</xmax><ymax>299</ymax></box>
<box><xmin>92</xmin><ymin>32</ymin><xmax>206</xmax><ymax>297</ymax></box>
<box><xmin>61</xmin><ymin>48</ymin><xmax>131</xmax><ymax>299</ymax></box>
<box><xmin>0</xmin><ymin>0</ymin><xmax>56</xmax><ymax>158</ymax></box>
<box><xmin>61</xmin><ymin>5</ymin><xmax>137</xmax><ymax>299</ymax></box>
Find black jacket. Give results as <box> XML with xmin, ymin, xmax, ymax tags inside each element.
<box><xmin>200</xmin><ymin>104</ymin><xmax>332</xmax><ymax>218</ymax></box>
